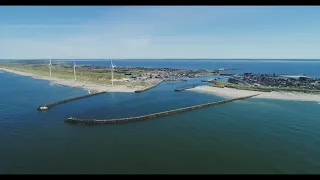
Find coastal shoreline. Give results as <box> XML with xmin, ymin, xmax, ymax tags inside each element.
<box><xmin>0</xmin><ymin>67</ymin><xmax>144</xmax><ymax>93</ymax></box>
<box><xmin>188</xmin><ymin>85</ymin><xmax>320</xmax><ymax>102</ymax></box>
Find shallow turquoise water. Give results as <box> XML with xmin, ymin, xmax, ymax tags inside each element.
<box><xmin>0</xmin><ymin>60</ymin><xmax>320</xmax><ymax>174</ymax></box>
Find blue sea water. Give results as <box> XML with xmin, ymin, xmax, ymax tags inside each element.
<box><xmin>0</xmin><ymin>60</ymin><xmax>320</xmax><ymax>174</ymax></box>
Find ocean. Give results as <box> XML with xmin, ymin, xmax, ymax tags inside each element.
<box><xmin>0</xmin><ymin>60</ymin><xmax>320</xmax><ymax>174</ymax></box>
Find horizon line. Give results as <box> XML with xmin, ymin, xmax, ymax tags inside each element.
<box><xmin>1</xmin><ymin>58</ymin><xmax>320</xmax><ymax>61</ymax></box>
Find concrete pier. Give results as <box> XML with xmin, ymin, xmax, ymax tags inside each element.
<box><xmin>64</xmin><ymin>94</ymin><xmax>260</xmax><ymax>125</ymax></box>
<box><xmin>37</xmin><ymin>91</ymin><xmax>107</xmax><ymax>111</ymax></box>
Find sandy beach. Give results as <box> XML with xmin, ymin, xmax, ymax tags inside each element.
<box><xmin>188</xmin><ymin>85</ymin><xmax>320</xmax><ymax>102</ymax></box>
<box><xmin>0</xmin><ymin>67</ymin><xmax>145</xmax><ymax>93</ymax></box>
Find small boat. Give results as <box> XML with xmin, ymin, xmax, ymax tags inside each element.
<box><xmin>37</xmin><ymin>106</ymin><xmax>48</xmax><ymax>111</ymax></box>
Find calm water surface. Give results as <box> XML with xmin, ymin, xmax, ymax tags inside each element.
<box><xmin>0</xmin><ymin>60</ymin><xmax>320</xmax><ymax>174</ymax></box>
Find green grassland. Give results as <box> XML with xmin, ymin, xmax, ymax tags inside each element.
<box><xmin>211</xmin><ymin>81</ymin><xmax>320</xmax><ymax>94</ymax></box>
<box><xmin>0</xmin><ymin>62</ymin><xmax>152</xmax><ymax>88</ymax></box>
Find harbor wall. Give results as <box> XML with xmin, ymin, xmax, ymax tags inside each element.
<box><xmin>134</xmin><ymin>83</ymin><xmax>161</xmax><ymax>93</ymax></box>
<box><xmin>135</xmin><ymin>78</ymin><xmax>187</xmax><ymax>93</ymax></box>
<box><xmin>174</xmin><ymin>85</ymin><xmax>199</xmax><ymax>92</ymax></box>
<box><xmin>64</xmin><ymin>94</ymin><xmax>260</xmax><ymax>125</ymax></box>
<box><xmin>37</xmin><ymin>91</ymin><xmax>107</xmax><ymax>111</ymax></box>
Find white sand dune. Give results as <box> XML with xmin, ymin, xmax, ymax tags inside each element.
<box><xmin>188</xmin><ymin>85</ymin><xmax>320</xmax><ymax>102</ymax></box>
<box><xmin>0</xmin><ymin>67</ymin><xmax>144</xmax><ymax>93</ymax></box>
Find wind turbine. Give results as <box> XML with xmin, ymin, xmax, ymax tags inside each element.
<box><xmin>73</xmin><ymin>61</ymin><xmax>77</xmax><ymax>81</ymax></box>
<box><xmin>48</xmin><ymin>58</ymin><xmax>52</xmax><ymax>76</ymax></box>
<box><xmin>110</xmin><ymin>59</ymin><xmax>116</xmax><ymax>86</ymax></box>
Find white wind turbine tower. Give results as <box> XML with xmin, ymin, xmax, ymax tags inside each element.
<box><xmin>110</xmin><ymin>59</ymin><xmax>116</xmax><ymax>86</ymax></box>
<box><xmin>73</xmin><ymin>61</ymin><xmax>77</xmax><ymax>81</ymax></box>
<box><xmin>48</xmin><ymin>58</ymin><xmax>52</xmax><ymax>76</ymax></box>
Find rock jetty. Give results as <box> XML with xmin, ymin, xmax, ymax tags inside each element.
<box><xmin>37</xmin><ymin>91</ymin><xmax>107</xmax><ymax>111</ymax></box>
<box><xmin>64</xmin><ymin>94</ymin><xmax>260</xmax><ymax>125</ymax></box>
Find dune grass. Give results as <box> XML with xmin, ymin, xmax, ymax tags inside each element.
<box><xmin>211</xmin><ymin>81</ymin><xmax>320</xmax><ymax>94</ymax></box>
<box><xmin>0</xmin><ymin>62</ymin><xmax>151</xmax><ymax>88</ymax></box>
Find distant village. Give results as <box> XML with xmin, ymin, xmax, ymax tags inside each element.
<box><xmin>226</xmin><ymin>73</ymin><xmax>320</xmax><ymax>90</ymax></box>
<box><xmin>4</xmin><ymin>60</ymin><xmax>237</xmax><ymax>86</ymax></box>
<box><xmin>79</xmin><ymin>65</ymin><xmax>235</xmax><ymax>84</ymax></box>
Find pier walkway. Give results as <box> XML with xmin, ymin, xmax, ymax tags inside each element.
<box><xmin>37</xmin><ymin>91</ymin><xmax>107</xmax><ymax>111</ymax></box>
<box><xmin>64</xmin><ymin>94</ymin><xmax>260</xmax><ymax>125</ymax></box>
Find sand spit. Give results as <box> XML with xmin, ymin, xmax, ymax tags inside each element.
<box><xmin>188</xmin><ymin>85</ymin><xmax>320</xmax><ymax>102</ymax></box>
<box><xmin>0</xmin><ymin>67</ymin><xmax>143</xmax><ymax>93</ymax></box>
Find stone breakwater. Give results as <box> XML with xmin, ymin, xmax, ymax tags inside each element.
<box><xmin>37</xmin><ymin>91</ymin><xmax>107</xmax><ymax>111</ymax></box>
<box><xmin>134</xmin><ymin>81</ymin><xmax>164</xmax><ymax>93</ymax></box>
<box><xmin>175</xmin><ymin>85</ymin><xmax>199</xmax><ymax>92</ymax></box>
<box><xmin>64</xmin><ymin>94</ymin><xmax>260</xmax><ymax>125</ymax></box>
<box><xmin>135</xmin><ymin>78</ymin><xmax>187</xmax><ymax>93</ymax></box>
<box><xmin>163</xmin><ymin>78</ymin><xmax>187</xmax><ymax>82</ymax></box>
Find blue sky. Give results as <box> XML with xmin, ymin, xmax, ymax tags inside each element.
<box><xmin>0</xmin><ymin>6</ymin><xmax>320</xmax><ymax>59</ymax></box>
